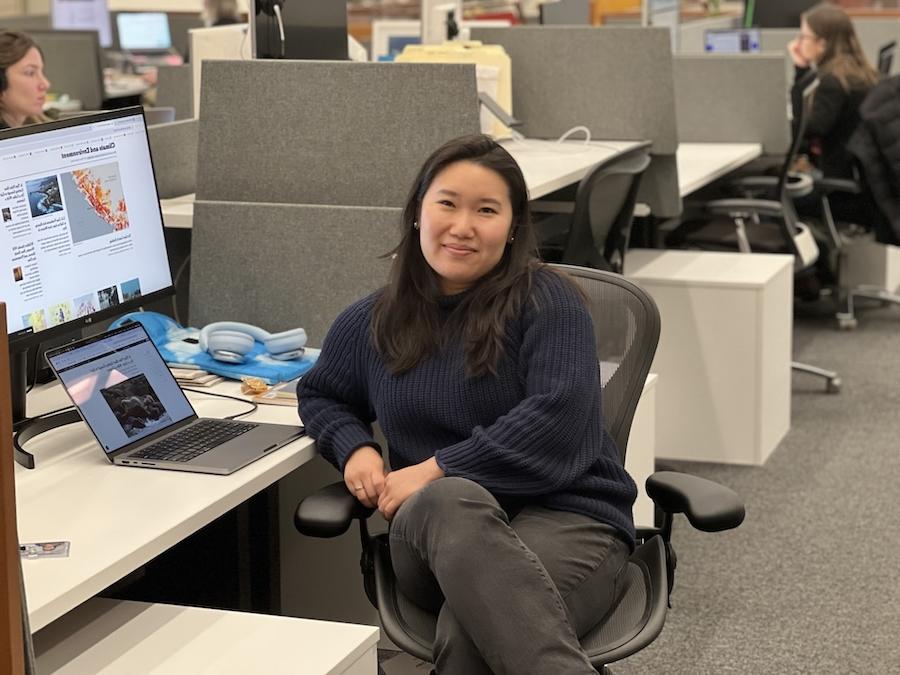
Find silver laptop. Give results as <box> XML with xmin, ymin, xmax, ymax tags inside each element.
<box><xmin>45</xmin><ymin>322</ymin><xmax>304</xmax><ymax>474</ymax></box>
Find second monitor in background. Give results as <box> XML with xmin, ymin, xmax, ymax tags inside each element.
<box><xmin>704</xmin><ymin>28</ymin><xmax>761</xmax><ymax>54</ymax></box>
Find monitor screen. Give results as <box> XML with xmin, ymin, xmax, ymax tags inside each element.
<box><xmin>0</xmin><ymin>108</ymin><xmax>173</xmax><ymax>351</ymax></box>
<box><xmin>704</xmin><ymin>28</ymin><xmax>761</xmax><ymax>54</ymax></box>
<box><xmin>116</xmin><ymin>12</ymin><xmax>172</xmax><ymax>51</ymax></box>
<box><xmin>744</xmin><ymin>0</ymin><xmax>817</xmax><ymax>29</ymax></box>
<box><xmin>51</xmin><ymin>0</ymin><xmax>113</xmax><ymax>49</ymax></box>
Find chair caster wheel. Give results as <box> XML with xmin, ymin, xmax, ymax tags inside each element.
<box><xmin>826</xmin><ymin>377</ymin><xmax>841</xmax><ymax>394</ymax></box>
<box><xmin>836</xmin><ymin>315</ymin><xmax>857</xmax><ymax>330</ymax></box>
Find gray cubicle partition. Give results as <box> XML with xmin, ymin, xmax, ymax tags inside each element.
<box><xmin>0</xmin><ymin>14</ymin><xmax>50</xmax><ymax>31</ymax></box>
<box><xmin>195</xmin><ymin>60</ymin><xmax>481</xmax><ymax>207</ymax></box>
<box><xmin>156</xmin><ymin>65</ymin><xmax>194</xmax><ymax>121</ymax></box>
<box><xmin>673</xmin><ymin>54</ymin><xmax>790</xmax><ymax>154</ymax></box>
<box><xmin>470</xmin><ymin>25</ymin><xmax>681</xmax><ymax>216</ymax></box>
<box><xmin>30</xmin><ymin>30</ymin><xmax>104</xmax><ymax>111</ymax></box>
<box><xmin>852</xmin><ymin>18</ymin><xmax>900</xmax><ymax>75</ymax></box>
<box><xmin>148</xmin><ymin>118</ymin><xmax>198</xmax><ymax>199</ymax></box>
<box><xmin>189</xmin><ymin>202</ymin><xmax>399</xmax><ymax>345</ymax></box>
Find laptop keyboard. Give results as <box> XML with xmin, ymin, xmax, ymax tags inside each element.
<box><xmin>129</xmin><ymin>419</ymin><xmax>257</xmax><ymax>463</ymax></box>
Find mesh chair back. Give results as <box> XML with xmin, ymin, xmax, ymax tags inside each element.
<box><xmin>562</xmin><ymin>148</ymin><xmax>652</xmax><ymax>271</ymax></box>
<box><xmin>549</xmin><ymin>265</ymin><xmax>660</xmax><ymax>460</ymax></box>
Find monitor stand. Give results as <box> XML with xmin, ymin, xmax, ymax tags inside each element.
<box><xmin>11</xmin><ymin>349</ymin><xmax>81</xmax><ymax>470</ymax></box>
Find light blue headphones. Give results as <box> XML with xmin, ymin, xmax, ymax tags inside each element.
<box><xmin>198</xmin><ymin>322</ymin><xmax>307</xmax><ymax>364</ymax></box>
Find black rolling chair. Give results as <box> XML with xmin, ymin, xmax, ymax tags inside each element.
<box><xmin>665</xmin><ymin>78</ymin><xmax>842</xmax><ymax>393</ymax></box>
<box><xmin>295</xmin><ymin>265</ymin><xmax>745</xmax><ymax>674</ymax></box>
<box><xmin>534</xmin><ymin>145</ymin><xmax>652</xmax><ymax>272</ymax></box>
<box><xmin>878</xmin><ymin>40</ymin><xmax>896</xmax><ymax>76</ymax></box>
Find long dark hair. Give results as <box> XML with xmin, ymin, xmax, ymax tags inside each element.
<box><xmin>371</xmin><ymin>134</ymin><xmax>543</xmax><ymax>378</ymax></box>
<box><xmin>803</xmin><ymin>3</ymin><xmax>878</xmax><ymax>91</ymax></box>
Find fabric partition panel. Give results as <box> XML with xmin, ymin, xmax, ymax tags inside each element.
<box><xmin>148</xmin><ymin>119</ymin><xmax>198</xmax><ymax>199</ymax></box>
<box><xmin>189</xmin><ymin>201</ymin><xmax>400</xmax><ymax>345</ymax></box>
<box><xmin>196</xmin><ymin>60</ymin><xmax>481</xmax><ymax>207</ymax></box>
<box><xmin>673</xmin><ymin>54</ymin><xmax>790</xmax><ymax>154</ymax></box>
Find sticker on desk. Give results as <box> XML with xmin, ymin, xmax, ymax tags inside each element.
<box><xmin>20</xmin><ymin>541</ymin><xmax>70</xmax><ymax>559</ymax></box>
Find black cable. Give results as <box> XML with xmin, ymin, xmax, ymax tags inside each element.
<box><xmin>181</xmin><ymin>386</ymin><xmax>259</xmax><ymax>419</ymax></box>
<box><xmin>24</xmin><ymin>342</ymin><xmax>41</xmax><ymax>394</ymax></box>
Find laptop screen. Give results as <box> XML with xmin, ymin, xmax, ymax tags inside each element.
<box><xmin>704</xmin><ymin>29</ymin><xmax>761</xmax><ymax>54</ymax></box>
<box><xmin>47</xmin><ymin>323</ymin><xmax>194</xmax><ymax>454</ymax></box>
<box><xmin>117</xmin><ymin>13</ymin><xmax>172</xmax><ymax>51</ymax></box>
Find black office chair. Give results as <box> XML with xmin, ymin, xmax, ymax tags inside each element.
<box><xmin>665</xmin><ymin>78</ymin><xmax>842</xmax><ymax>393</ymax></box>
<box><xmin>533</xmin><ymin>146</ymin><xmax>652</xmax><ymax>272</ymax></box>
<box><xmin>878</xmin><ymin>40</ymin><xmax>896</xmax><ymax>76</ymax></box>
<box><xmin>294</xmin><ymin>265</ymin><xmax>745</xmax><ymax>674</ymax></box>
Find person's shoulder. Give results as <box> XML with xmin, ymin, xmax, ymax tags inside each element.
<box><xmin>530</xmin><ymin>265</ymin><xmax>586</xmax><ymax>304</ymax></box>
<box><xmin>325</xmin><ymin>290</ymin><xmax>382</xmax><ymax>340</ymax></box>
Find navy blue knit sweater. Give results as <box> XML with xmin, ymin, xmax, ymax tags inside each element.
<box><xmin>297</xmin><ymin>268</ymin><xmax>637</xmax><ymax>547</ymax></box>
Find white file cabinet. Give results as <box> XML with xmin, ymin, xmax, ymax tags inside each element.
<box><xmin>625</xmin><ymin>249</ymin><xmax>793</xmax><ymax>465</ymax></box>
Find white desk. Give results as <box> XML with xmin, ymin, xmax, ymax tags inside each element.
<box><xmin>501</xmin><ymin>138</ymin><xmax>651</xmax><ymax>200</ymax></box>
<box><xmin>158</xmin><ymin>138</ymin><xmax>651</xmax><ymax>229</ymax></box>
<box><xmin>677</xmin><ymin>142</ymin><xmax>763</xmax><ymax>197</ymax></box>
<box><xmin>34</xmin><ymin>598</ymin><xmax>378</xmax><ymax>674</ymax></box>
<box><xmin>16</xmin><ymin>381</ymin><xmax>315</xmax><ymax>632</ymax></box>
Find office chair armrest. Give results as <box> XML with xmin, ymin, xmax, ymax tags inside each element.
<box><xmin>814</xmin><ymin>177</ymin><xmax>861</xmax><ymax>195</ymax></box>
<box><xmin>294</xmin><ymin>481</ymin><xmax>375</xmax><ymax>538</ymax></box>
<box><xmin>705</xmin><ymin>198</ymin><xmax>783</xmax><ymax>219</ymax></box>
<box><xmin>728</xmin><ymin>173</ymin><xmax>813</xmax><ymax>199</ymax></box>
<box><xmin>646</xmin><ymin>471</ymin><xmax>745</xmax><ymax>533</ymax></box>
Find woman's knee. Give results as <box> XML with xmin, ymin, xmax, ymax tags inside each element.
<box><xmin>395</xmin><ymin>477</ymin><xmax>497</xmax><ymax>526</ymax></box>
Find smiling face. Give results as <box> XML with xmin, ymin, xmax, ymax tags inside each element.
<box><xmin>1</xmin><ymin>47</ymin><xmax>49</xmax><ymax>127</ymax></box>
<box><xmin>417</xmin><ymin>160</ymin><xmax>515</xmax><ymax>295</ymax></box>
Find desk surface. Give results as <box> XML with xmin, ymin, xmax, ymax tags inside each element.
<box><xmin>17</xmin><ymin>381</ymin><xmax>313</xmax><ymax>632</ymax></box>
<box><xmin>34</xmin><ymin>598</ymin><xmax>378</xmax><ymax>674</ymax></box>
<box><xmin>158</xmin><ymin>138</ymin><xmax>651</xmax><ymax>228</ymax></box>
<box><xmin>501</xmin><ymin>138</ymin><xmax>650</xmax><ymax>200</ymax></box>
<box><xmin>677</xmin><ymin>142</ymin><xmax>763</xmax><ymax>197</ymax></box>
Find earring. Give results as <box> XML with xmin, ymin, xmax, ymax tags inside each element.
<box><xmin>413</xmin><ymin>221</ymin><xmax>420</xmax><ymax>230</ymax></box>
<box><xmin>508</xmin><ymin>235</ymin><xmax>515</xmax><ymax>243</ymax></box>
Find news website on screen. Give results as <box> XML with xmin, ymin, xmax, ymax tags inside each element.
<box><xmin>0</xmin><ymin>113</ymin><xmax>172</xmax><ymax>340</ymax></box>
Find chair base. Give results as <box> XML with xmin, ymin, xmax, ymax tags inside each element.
<box><xmin>792</xmin><ymin>361</ymin><xmax>841</xmax><ymax>393</ymax></box>
<box><xmin>836</xmin><ymin>285</ymin><xmax>900</xmax><ymax>330</ymax></box>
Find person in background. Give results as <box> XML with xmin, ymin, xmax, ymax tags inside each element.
<box><xmin>787</xmin><ymin>2</ymin><xmax>878</xmax><ymax>180</ymax></box>
<box><xmin>298</xmin><ymin>134</ymin><xmax>636</xmax><ymax>674</ymax></box>
<box><xmin>0</xmin><ymin>30</ymin><xmax>50</xmax><ymax>130</ymax></box>
<box><xmin>202</xmin><ymin>0</ymin><xmax>241</xmax><ymax>27</ymax></box>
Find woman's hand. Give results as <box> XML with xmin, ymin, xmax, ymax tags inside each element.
<box><xmin>788</xmin><ymin>37</ymin><xmax>810</xmax><ymax>68</ymax></box>
<box><xmin>344</xmin><ymin>446</ymin><xmax>387</xmax><ymax>508</ymax></box>
<box><xmin>377</xmin><ymin>457</ymin><xmax>445</xmax><ymax>521</ymax></box>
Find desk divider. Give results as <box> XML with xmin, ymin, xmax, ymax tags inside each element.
<box><xmin>189</xmin><ymin>201</ymin><xmax>400</xmax><ymax>345</ymax></box>
<box><xmin>148</xmin><ymin>118</ymin><xmax>198</xmax><ymax>199</ymax></box>
<box><xmin>30</xmin><ymin>30</ymin><xmax>104</xmax><ymax>111</ymax></box>
<box><xmin>852</xmin><ymin>18</ymin><xmax>900</xmax><ymax>75</ymax></box>
<box><xmin>156</xmin><ymin>65</ymin><xmax>194</xmax><ymax>121</ymax></box>
<box><xmin>470</xmin><ymin>25</ymin><xmax>681</xmax><ymax>217</ymax></box>
<box><xmin>673</xmin><ymin>54</ymin><xmax>790</xmax><ymax>154</ymax></box>
<box><xmin>195</xmin><ymin>60</ymin><xmax>481</xmax><ymax>207</ymax></box>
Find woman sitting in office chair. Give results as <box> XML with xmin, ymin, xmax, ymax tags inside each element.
<box><xmin>0</xmin><ymin>30</ymin><xmax>50</xmax><ymax>130</ymax></box>
<box><xmin>787</xmin><ymin>3</ymin><xmax>877</xmax><ymax>181</ymax></box>
<box><xmin>297</xmin><ymin>134</ymin><xmax>636</xmax><ymax>674</ymax></box>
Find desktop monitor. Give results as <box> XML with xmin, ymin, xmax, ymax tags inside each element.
<box><xmin>0</xmin><ymin>107</ymin><xmax>174</xmax><ymax>424</ymax></box>
<box><xmin>743</xmin><ymin>0</ymin><xmax>817</xmax><ymax>29</ymax></box>
<box><xmin>539</xmin><ymin>0</ymin><xmax>591</xmax><ymax>26</ymax></box>
<box><xmin>250</xmin><ymin>0</ymin><xmax>348</xmax><ymax>60</ymax></box>
<box><xmin>704</xmin><ymin>28</ymin><xmax>761</xmax><ymax>54</ymax></box>
<box><xmin>51</xmin><ymin>0</ymin><xmax>113</xmax><ymax>49</ymax></box>
<box><xmin>116</xmin><ymin>12</ymin><xmax>172</xmax><ymax>52</ymax></box>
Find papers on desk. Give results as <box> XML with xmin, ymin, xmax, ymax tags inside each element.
<box><xmin>169</xmin><ymin>367</ymin><xmax>225</xmax><ymax>388</ymax></box>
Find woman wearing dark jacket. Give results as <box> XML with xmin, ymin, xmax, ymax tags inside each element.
<box><xmin>788</xmin><ymin>3</ymin><xmax>878</xmax><ymax>180</ymax></box>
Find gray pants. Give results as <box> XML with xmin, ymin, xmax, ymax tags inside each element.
<box><xmin>389</xmin><ymin>477</ymin><xmax>631</xmax><ymax>675</ymax></box>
